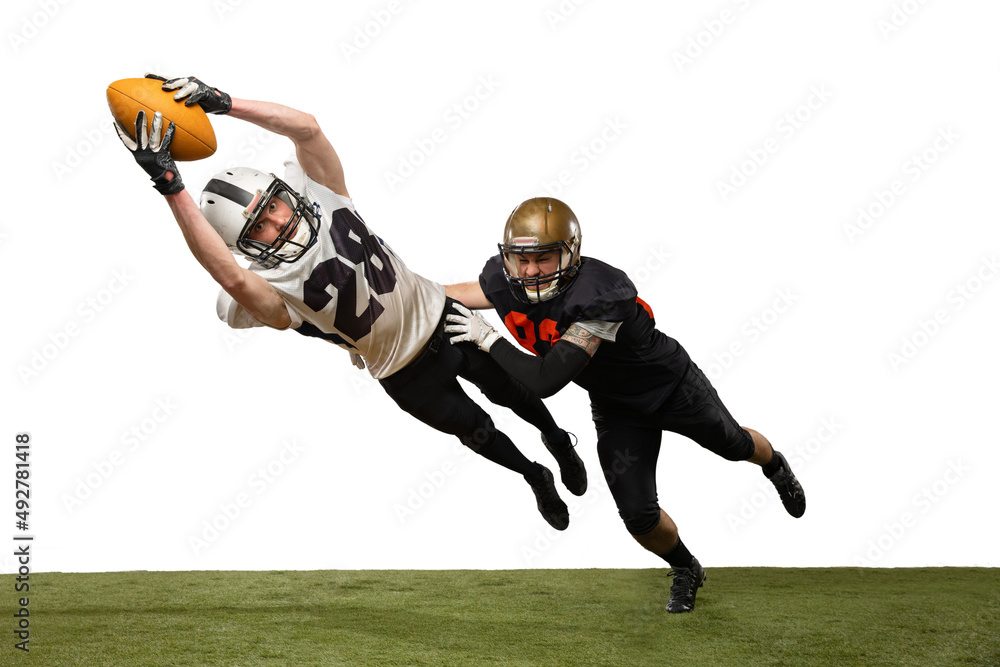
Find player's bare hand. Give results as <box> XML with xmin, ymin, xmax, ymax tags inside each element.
<box><xmin>147</xmin><ymin>73</ymin><xmax>232</xmax><ymax>115</ymax></box>
<box><xmin>114</xmin><ymin>110</ymin><xmax>185</xmax><ymax>195</ymax></box>
<box><xmin>445</xmin><ymin>303</ymin><xmax>502</xmax><ymax>352</ymax></box>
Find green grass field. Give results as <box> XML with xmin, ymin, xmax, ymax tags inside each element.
<box><xmin>2</xmin><ymin>568</ymin><xmax>996</xmax><ymax>666</ymax></box>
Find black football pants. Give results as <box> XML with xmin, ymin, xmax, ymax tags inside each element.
<box><xmin>379</xmin><ymin>300</ymin><xmax>556</xmax><ymax>475</ymax></box>
<box><xmin>595</xmin><ymin>361</ymin><xmax>755</xmax><ymax>535</ymax></box>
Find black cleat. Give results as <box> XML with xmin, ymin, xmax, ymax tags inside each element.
<box><xmin>541</xmin><ymin>431</ymin><xmax>588</xmax><ymax>496</ymax></box>
<box><xmin>524</xmin><ymin>464</ymin><xmax>569</xmax><ymax>531</ymax></box>
<box><xmin>666</xmin><ymin>558</ymin><xmax>706</xmax><ymax>614</ymax></box>
<box><xmin>765</xmin><ymin>451</ymin><xmax>806</xmax><ymax>518</ymax></box>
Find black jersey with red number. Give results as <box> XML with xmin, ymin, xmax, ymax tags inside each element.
<box><xmin>479</xmin><ymin>255</ymin><xmax>691</xmax><ymax>415</ymax></box>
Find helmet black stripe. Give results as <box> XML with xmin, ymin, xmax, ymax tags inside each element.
<box><xmin>203</xmin><ymin>178</ymin><xmax>255</xmax><ymax>207</ymax></box>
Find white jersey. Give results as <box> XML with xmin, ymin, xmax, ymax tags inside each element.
<box><xmin>217</xmin><ymin>160</ymin><xmax>446</xmax><ymax>379</ymax></box>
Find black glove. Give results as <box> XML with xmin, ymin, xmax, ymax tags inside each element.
<box><xmin>147</xmin><ymin>73</ymin><xmax>232</xmax><ymax>115</ymax></box>
<box><xmin>113</xmin><ymin>110</ymin><xmax>185</xmax><ymax>195</ymax></box>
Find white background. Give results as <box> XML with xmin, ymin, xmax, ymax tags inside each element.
<box><xmin>3</xmin><ymin>0</ymin><xmax>997</xmax><ymax>573</ymax></box>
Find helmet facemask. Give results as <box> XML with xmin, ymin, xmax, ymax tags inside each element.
<box><xmin>236</xmin><ymin>180</ymin><xmax>319</xmax><ymax>269</ymax></box>
<box><xmin>201</xmin><ymin>169</ymin><xmax>319</xmax><ymax>269</ymax></box>
<box><xmin>236</xmin><ymin>178</ymin><xmax>319</xmax><ymax>268</ymax></box>
<box><xmin>500</xmin><ymin>237</ymin><xmax>580</xmax><ymax>303</ymax></box>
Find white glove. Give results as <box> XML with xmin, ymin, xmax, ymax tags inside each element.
<box><xmin>445</xmin><ymin>303</ymin><xmax>502</xmax><ymax>352</ymax></box>
<box><xmin>349</xmin><ymin>352</ymin><xmax>365</xmax><ymax>370</ymax></box>
<box><xmin>145</xmin><ymin>74</ymin><xmax>233</xmax><ymax>115</ymax></box>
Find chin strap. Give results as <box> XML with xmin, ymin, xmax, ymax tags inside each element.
<box><xmin>525</xmin><ymin>279</ymin><xmax>561</xmax><ymax>302</ymax></box>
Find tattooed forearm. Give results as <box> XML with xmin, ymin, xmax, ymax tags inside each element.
<box><xmin>561</xmin><ymin>323</ymin><xmax>602</xmax><ymax>356</ymax></box>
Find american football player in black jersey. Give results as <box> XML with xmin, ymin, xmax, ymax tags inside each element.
<box><xmin>445</xmin><ymin>197</ymin><xmax>805</xmax><ymax>613</ymax></box>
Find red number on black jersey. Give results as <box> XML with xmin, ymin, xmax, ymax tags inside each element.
<box><xmin>503</xmin><ymin>312</ymin><xmax>560</xmax><ymax>355</ymax></box>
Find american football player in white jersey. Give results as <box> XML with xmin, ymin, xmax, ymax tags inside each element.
<box><xmin>113</xmin><ymin>74</ymin><xmax>588</xmax><ymax>532</ymax></box>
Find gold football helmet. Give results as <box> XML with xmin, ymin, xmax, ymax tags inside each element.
<box><xmin>499</xmin><ymin>197</ymin><xmax>582</xmax><ymax>303</ymax></box>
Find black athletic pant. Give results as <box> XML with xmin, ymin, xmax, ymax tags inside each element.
<box><xmin>379</xmin><ymin>300</ymin><xmax>556</xmax><ymax>475</ymax></box>
<box><xmin>594</xmin><ymin>361</ymin><xmax>756</xmax><ymax>535</ymax></box>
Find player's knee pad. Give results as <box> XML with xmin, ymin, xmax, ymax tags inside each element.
<box><xmin>459</xmin><ymin>415</ymin><xmax>498</xmax><ymax>452</ymax></box>
<box><xmin>621</xmin><ymin>504</ymin><xmax>661</xmax><ymax>536</ymax></box>
<box><xmin>698</xmin><ymin>424</ymin><xmax>755</xmax><ymax>462</ymax></box>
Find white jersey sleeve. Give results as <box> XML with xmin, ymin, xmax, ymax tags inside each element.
<box><xmin>216</xmin><ymin>290</ymin><xmax>303</xmax><ymax>329</ymax></box>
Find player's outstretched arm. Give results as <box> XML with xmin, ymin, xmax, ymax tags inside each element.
<box><xmin>445</xmin><ymin>281</ymin><xmax>494</xmax><ymax>309</ymax></box>
<box><xmin>149</xmin><ymin>74</ymin><xmax>349</xmax><ymax>198</ymax></box>
<box><xmin>227</xmin><ymin>98</ymin><xmax>349</xmax><ymax>198</ymax></box>
<box><xmin>164</xmin><ymin>191</ymin><xmax>291</xmax><ymax>329</ymax></box>
<box><xmin>114</xmin><ymin>108</ymin><xmax>290</xmax><ymax>330</ymax></box>
<box><xmin>445</xmin><ymin>303</ymin><xmax>595</xmax><ymax>398</ymax></box>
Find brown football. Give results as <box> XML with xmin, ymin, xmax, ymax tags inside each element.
<box><xmin>106</xmin><ymin>77</ymin><xmax>217</xmax><ymax>161</ymax></box>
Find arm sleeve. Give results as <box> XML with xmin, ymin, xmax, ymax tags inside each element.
<box><xmin>488</xmin><ymin>338</ymin><xmax>592</xmax><ymax>398</ymax></box>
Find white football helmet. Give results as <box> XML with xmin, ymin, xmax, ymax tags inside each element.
<box><xmin>200</xmin><ymin>167</ymin><xmax>319</xmax><ymax>268</ymax></box>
